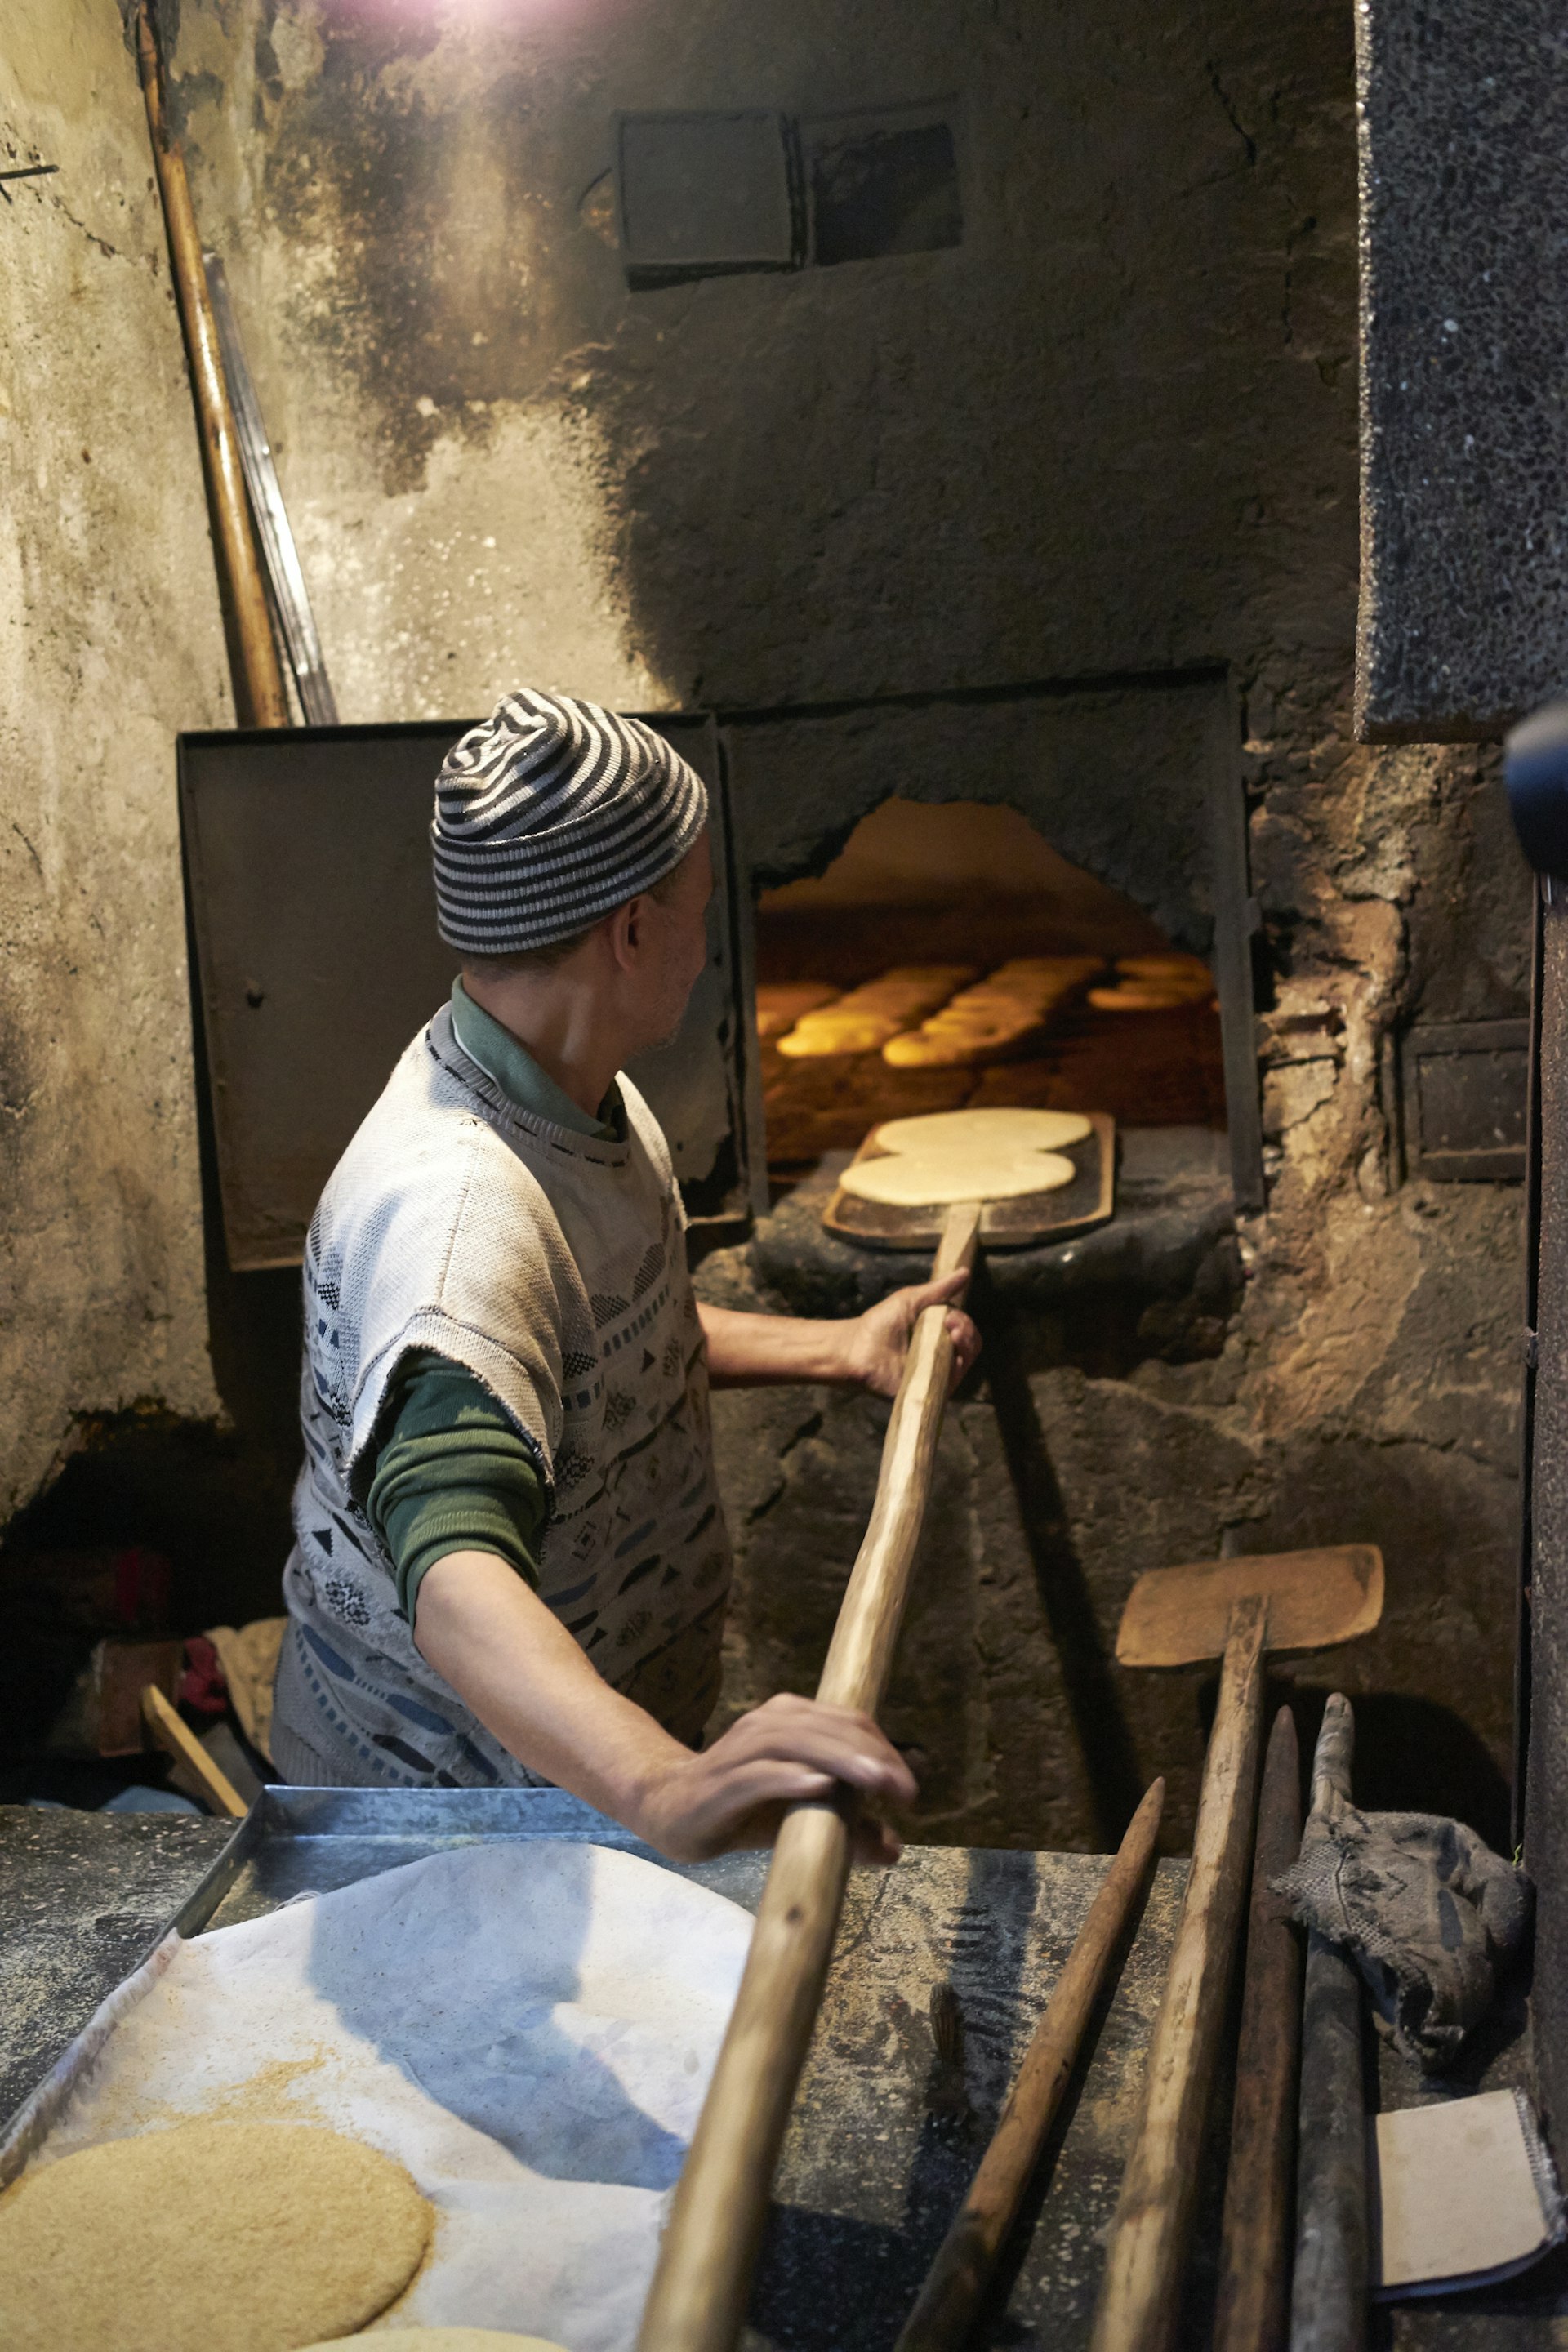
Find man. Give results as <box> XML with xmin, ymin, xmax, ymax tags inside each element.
<box><xmin>270</xmin><ymin>689</ymin><xmax>978</xmax><ymax>1864</ymax></box>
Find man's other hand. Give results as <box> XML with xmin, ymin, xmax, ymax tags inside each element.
<box><xmin>839</xmin><ymin>1272</ymin><xmax>981</xmax><ymax>1399</ymax></box>
<box><xmin>630</xmin><ymin>1690</ymin><xmax>917</xmax><ymax>1865</ymax></box>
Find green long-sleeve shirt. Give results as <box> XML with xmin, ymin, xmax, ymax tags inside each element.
<box><xmin>364</xmin><ymin>981</ymin><xmax>624</xmax><ymax>1623</ymax></box>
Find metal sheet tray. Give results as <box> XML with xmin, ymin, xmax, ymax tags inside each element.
<box><xmin>169</xmin><ymin>1784</ymin><xmax>771</xmax><ymax>1938</ymax></box>
<box><xmin>0</xmin><ymin>1787</ymin><xmax>768</xmax><ymax>2186</ymax></box>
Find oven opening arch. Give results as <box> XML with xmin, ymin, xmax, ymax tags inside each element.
<box><xmin>751</xmin><ymin>795</ymin><xmax>1227</xmax><ymax>1174</ymax></box>
<box><xmin>719</xmin><ymin>670</ymin><xmax>1263</xmax><ymax>1216</ymax></box>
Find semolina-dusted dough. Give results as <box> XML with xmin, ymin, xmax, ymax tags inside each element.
<box><xmin>882</xmin><ymin>956</ymin><xmax>1101</xmax><ymax>1068</ymax></box>
<box><xmin>302</xmin><ymin>2336</ymin><xmax>569</xmax><ymax>2350</ymax></box>
<box><xmin>0</xmin><ymin>2122</ymin><xmax>432</xmax><ymax>2352</ymax></box>
<box><xmin>1089</xmin><ymin>982</ymin><xmax>1206</xmax><ymax>1011</ymax></box>
<box><xmin>875</xmin><ymin>1108</ymin><xmax>1091</xmax><ymax>1154</ymax></box>
<box><xmin>777</xmin><ymin>965</ymin><xmax>973</xmax><ymax>1057</ymax></box>
<box><xmin>1117</xmin><ymin>953</ymin><xmax>1211</xmax><ymax>982</ymax></box>
<box><xmin>840</xmin><ymin>1147</ymin><xmax>1076</xmax><ymax>1206</ymax></box>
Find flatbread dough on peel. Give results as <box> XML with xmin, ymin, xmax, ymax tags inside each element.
<box><xmin>840</xmin><ymin>1147</ymin><xmax>1077</xmax><ymax>1206</ymax></box>
<box><xmin>875</xmin><ymin>1109</ymin><xmax>1091</xmax><ymax>1154</ymax></box>
<box><xmin>302</xmin><ymin>2336</ymin><xmax>568</xmax><ymax>2350</ymax></box>
<box><xmin>0</xmin><ymin>2121</ymin><xmax>432</xmax><ymax>2352</ymax></box>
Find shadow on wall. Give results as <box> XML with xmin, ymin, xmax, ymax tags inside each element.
<box><xmin>1270</xmin><ymin>1686</ymin><xmax>1512</xmax><ymax>1858</ymax></box>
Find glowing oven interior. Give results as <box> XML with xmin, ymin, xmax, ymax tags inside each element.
<box><xmin>751</xmin><ymin>799</ymin><xmax>1225</xmax><ymax>1178</ymax></box>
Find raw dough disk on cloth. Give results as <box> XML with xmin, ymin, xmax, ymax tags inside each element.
<box><xmin>0</xmin><ymin>2119</ymin><xmax>431</xmax><ymax>2352</ymax></box>
<box><xmin>840</xmin><ymin>1146</ymin><xmax>1076</xmax><ymax>1206</ymax></box>
<box><xmin>302</xmin><ymin>2335</ymin><xmax>568</xmax><ymax>2350</ymax></box>
<box><xmin>14</xmin><ymin>1840</ymin><xmax>753</xmax><ymax>2351</ymax></box>
<box><xmin>875</xmin><ymin>1108</ymin><xmax>1091</xmax><ymax>1155</ymax></box>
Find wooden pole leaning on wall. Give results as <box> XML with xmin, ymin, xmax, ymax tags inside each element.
<box><xmin>134</xmin><ymin>2</ymin><xmax>288</xmax><ymax>728</ymax></box>
<box><xmin>635</xmin><ymin>1200</ymin><xmax>982</xmax><ymax>2352</ymax></box>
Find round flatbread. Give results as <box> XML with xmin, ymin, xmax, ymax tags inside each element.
<box><xmin>840</xmin><ymin>1147</ymin><xmax>1076</xmax><ymax>1206</ymax></box>
<box><xmin>875</xmin><ymin>1108</ymin><xmax>1092</xmax><ymax>1154</ymax></box>
<box><xmin>0</xmin><ymin>2122</ymin><xmax>432</xmax><ymax>2352</ymax></box>
<box><xmin>1088</xmin><ymin>983</ymin><xmax>1195</xmax><ymax>1011</ymax></box>
<box><xmin>303</xmin><ymin>2336</ymin><xmax>568</xmax><ymax>2350</ymax></box>
<box><xmin>1118</xmin><ymin>953</ymin><xmax>1209</xmax><ymax>979</ymax></box>
<box><xmin>883</xmin><ymin>1033</ymin><xmax>1043</xmax><ymax>1067</ymax></box>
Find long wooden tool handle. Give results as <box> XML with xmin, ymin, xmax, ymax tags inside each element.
<box><xmin>1214</xmin><ymin>1705</ymin><xmax>1303</xmax><ymax>2352</ymax></box>
<box><xmin>1089</xmin><ymin>1597</ymin><xmax>1268</xmax><ymax>2352</ymax></box>
<box><xmin>1290</xmin><ymin>1695</ymin><xmax>1366</xmax><ymax>2352</ymax></box>
<box><xmin>140</xmin><ymin>1683</ymin><xmax>248</xmax><ymax>1819</ymax></box>
<box><xmin>636</xmin><ymin>1201</ymin><xmax>981</xmax><ymax>2352</ymax></box>
<box><xmin>894</xmin><ymin>1777</ymin><xmax>1166</xmax><ymax>2352</ymax></box>
<box><xmin>135</xmin><ymin>2</ymin><xmax>288</xmax><ymax>728</ymax></box>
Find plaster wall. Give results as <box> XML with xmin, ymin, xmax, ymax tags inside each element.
<box><xmin>0</xmin><ymin>0</ymin><xmax>1532</xmax><ymax>1849</ymax></box>
<box><xmin>0</xmin><ymin>2</ymin><xmax>229</xmax><ymax>1525</ymax></box>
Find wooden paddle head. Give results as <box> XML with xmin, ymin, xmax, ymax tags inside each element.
<box><xmin>822</xmin><ymin>1112</ymin><xmax>1116</xmax><ymax>1252</ymax></box>
<box><xmin>1116</xmin><ymin>1544</ymin><xmax>1383</xmax><ymax>1668</ymax></box>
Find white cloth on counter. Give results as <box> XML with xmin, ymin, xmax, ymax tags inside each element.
<box><xmin>29</xmin><ymin>1841</ymin><xmax>751</xmax><ymax>2351</ymax></box>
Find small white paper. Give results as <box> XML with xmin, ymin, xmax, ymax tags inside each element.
<box><xmin>1373</xmin><ymin>2089</ymin><xmax>1558</xmax><ymax>2292</ymax></box>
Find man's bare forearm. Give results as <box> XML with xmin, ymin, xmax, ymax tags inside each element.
<box><xmin>412</xmin><ymin>1548</ymin><xmax>916</xmax><ymax>1862</ymax></box>
<box><xmin>416</xmin><ymin>1550</ymin><xmax>689</xmax><ymax>1821</ymax></box>
<box><xmin>697</xmin><ymin>1302</ymin><xmax>853</xmax><ymax>1385</ymax></box>
<box><xmin>697</xmin><ymin>1277</ymin><xmax>981</xmax><ymax>1399</ymax></box>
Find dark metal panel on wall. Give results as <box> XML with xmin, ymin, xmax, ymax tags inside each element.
<box><xmin>1355</xmin><ymin>0</ymin><xmax>1568</xmax><ymax>741</ymax></box>
<box><xmin>179</xmin><ymin>715</ymin><xmax>761</xmax><ymax>1272</ymax></box>
<box><xmin>1205</xmin><ymin>676</ymin><xmax>1266</xmax><ymax>1214</ymax></box>
<box><xmin>1398</xmin><ymin>1019</ymin><xmax>1530</xmax><ymax>1184</ymax></box>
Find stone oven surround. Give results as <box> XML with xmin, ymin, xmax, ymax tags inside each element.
<box><xmin>0</xmin><ymin>1</ymin><xmax>1530</xmax><ymax>1866</ymax></box>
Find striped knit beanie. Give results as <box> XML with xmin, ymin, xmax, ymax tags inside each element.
<box><xmin>432</xmin><ymin>688</ymin><xmax>709</xmax><ymax>954</ymax></box>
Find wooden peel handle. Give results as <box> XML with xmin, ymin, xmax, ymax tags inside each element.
<box><xmin>817</xmin><ymin>1200</ymin><xmax>980</xmax><ymax>1712</ymax></box>
<box><xmin>1089</xmin><ymin>1598</ymin><xmax>1268</xmax><ymax>2352</ymax></box>
<box><xmin>1214</xmin><ymin>1706</ymin><xmax>1303</xmax><ymax>2352</ymax></box>
<box><xmin>895</xmin><ymin>1776</ymin><xmax>1166</xmax><ymax>2352</ymax></box>
<box><xmin>636</xmin><ymin>1201</ymin><xmax>981</xmax><ymax>2352</ymax></box>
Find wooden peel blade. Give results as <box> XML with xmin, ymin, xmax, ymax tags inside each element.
<box><xmin>635</xmin><ymin>1202</ymin><xmax>982</xmax><ymax>2352</ymax></box>
<box><xmin>1115</xmin><ymin>1547</ymin><xmax>1384</xmax><ymax>1669</ymax></box>
<box><xmin>1090</xmin><ymin>1547</ymin><xmax>1383</xmax><ymax>2352</ymax></box>
<box><xmin>140</xmin><ymin>1683</ymin><xmax>248</xmax><ymax>1819</ymax></box>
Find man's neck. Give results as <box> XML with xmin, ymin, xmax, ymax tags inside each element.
<box><xmin>460</xmin><ymin>967</ymin><xmax>621</xmax><ymax>1123</ymax></box>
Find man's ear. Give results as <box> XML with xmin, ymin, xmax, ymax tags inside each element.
<box><xmin>607</xmin><ymin>894</ymin><xmax>643</xmax><ymax>972</ymax></box>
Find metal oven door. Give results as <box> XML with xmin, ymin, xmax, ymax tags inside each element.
<box><xmin>178</xmin><ymin>712</ymin><xmax>764</xmax><ymax>1271</ymax></box>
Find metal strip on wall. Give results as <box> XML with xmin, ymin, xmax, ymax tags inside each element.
<box><xmin>203</xmin><ymin>254</ymin><xmax>339</xmax><ymax>727</ymax></box>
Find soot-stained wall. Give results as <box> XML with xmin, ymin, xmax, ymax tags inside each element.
<box><xmin>0</xmin><ymin>2</ymin><xmax>229</xmax><ymax>1535</ymax></box>
<box><xmin>1</xmin><ymin>0</ymin><xmax>1530</xmax><ymax>1850</ymax></box>
<box><xmin>170</xmin><ymin>0</ymin><xmax>1365</xmax><ymax>715</ymax></box>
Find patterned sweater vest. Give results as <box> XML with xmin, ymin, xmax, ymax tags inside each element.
<box><xmin>273</xmin><ymin>1004</ymin><xmax>732</xmax><ymax>1788</ymax></box>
